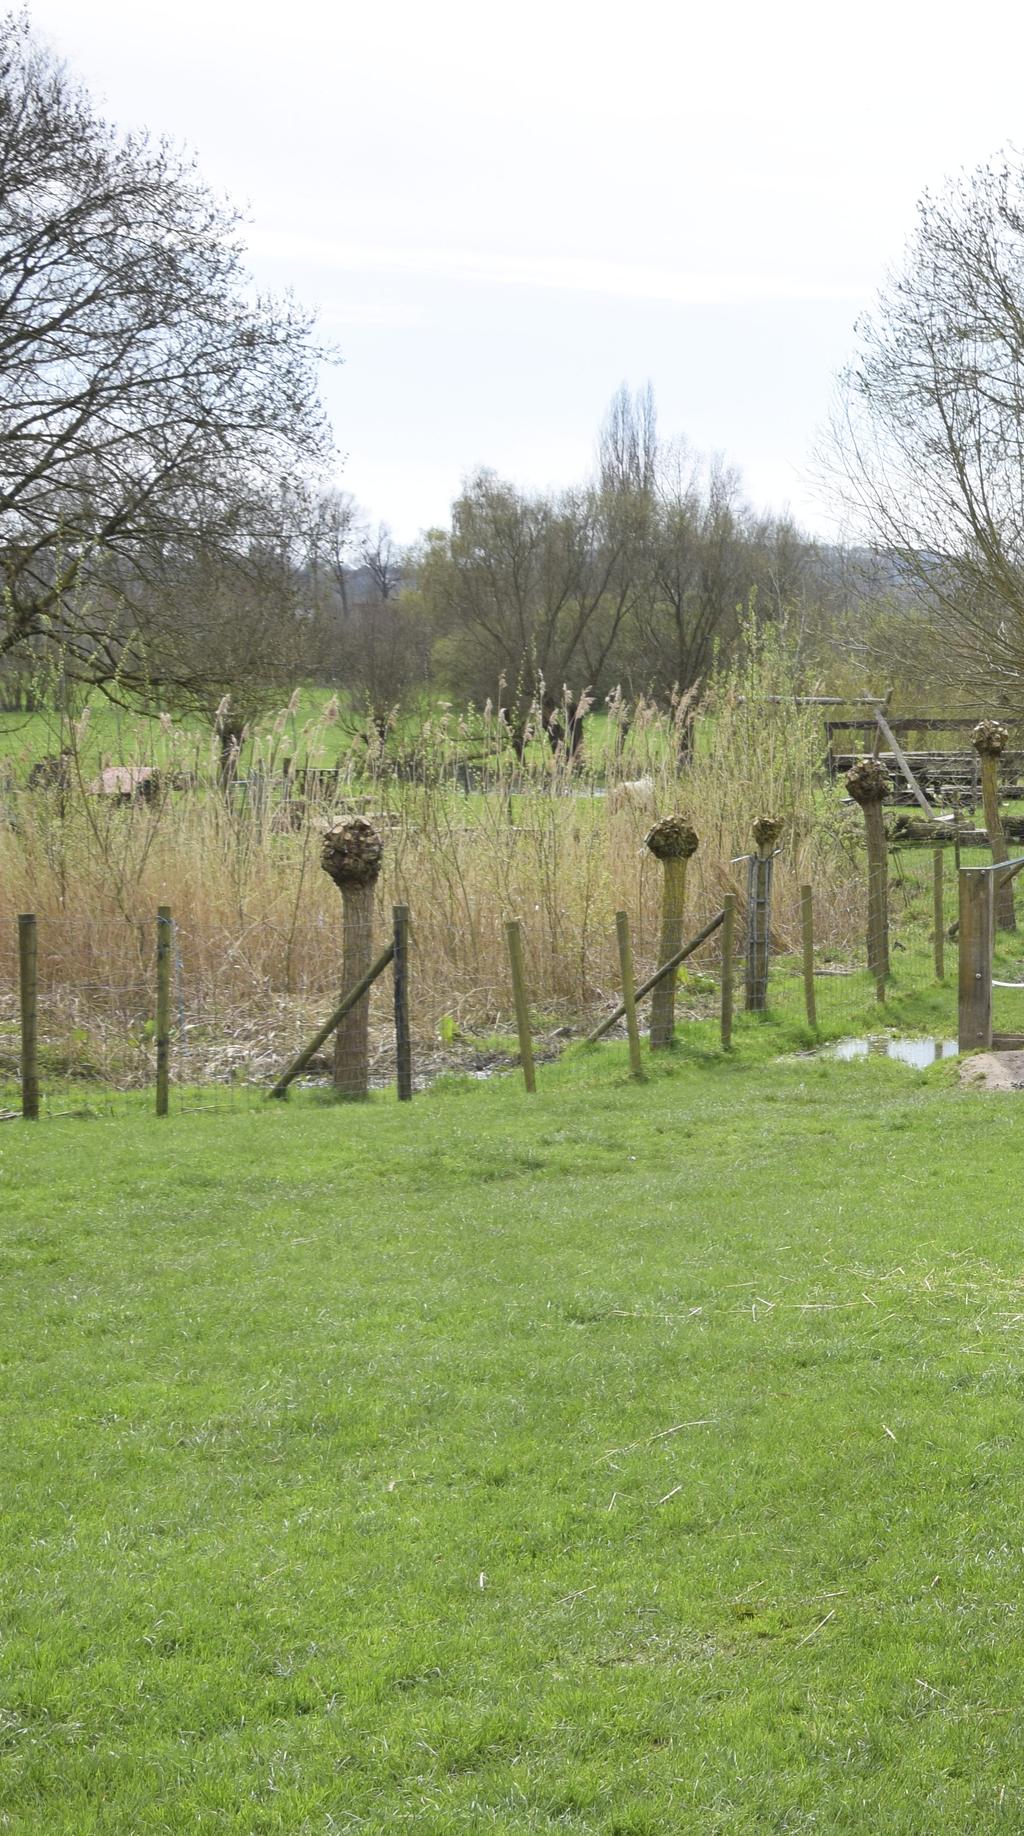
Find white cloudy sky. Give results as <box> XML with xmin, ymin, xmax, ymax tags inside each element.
<box><xmin>28</xmin><ymin>0</ymin><xmax>1024</xmax><ymax>542</ymax></box>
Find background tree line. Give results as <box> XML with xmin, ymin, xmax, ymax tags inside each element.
<box><xmin>7</xmin><ymin>7</ymin><xmax>1019</xmax><ymax>748</ymax></box>
<box><xmin>303</xmin><ymin>387</ymin><xmax>931</xmax><ymax>749</ymax></box>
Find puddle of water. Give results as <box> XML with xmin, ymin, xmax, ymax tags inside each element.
<box><xmin>831</xmin><ymin>1036</ymin><xmax>958</xmax><ymax>1069</ymax></box>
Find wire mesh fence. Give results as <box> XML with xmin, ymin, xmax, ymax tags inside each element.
<box><xmin>0</xmin><ymin>908</ymin><xmax>527</xmax><ymax>1121</ymax></box>
<box><xmin>0</xmin><ymin>912</ymin><xmax>350</xmax><ymax>1121</ymax></box>
<box><xmin>6</xmin><ymin>828</ymin><xmax>1024</xmax><ymax>1123</ymax></box>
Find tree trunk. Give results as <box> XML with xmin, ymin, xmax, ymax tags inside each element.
<box><xmin>645</xmin><ymin>816</ymin><xmax>699</xmax><ymax>1050</ymax></box>
<box><xmin>321</xmin><ymin>817</ymin><xmax>385</xmax><ymax>1099</ymax></box>
<box><xmin>650</xmin><ymin>855</ymin><xmax>688</xmax><ymax>1048</ymax></box>
<box><xmin>335</xmin><ymin>882</ymin><xmax>375</xmax><ymax>1097</ymax></box>
<box><xmin>744</xmin><ymin>817</ymin><xmax>784</xmax><ymax>1011</ymax></box>
<box><xmin>846</xmin><ymin>759</ymin><xmax>891</xmax><ymax>992</ymax></box>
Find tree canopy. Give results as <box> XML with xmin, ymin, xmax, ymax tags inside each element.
<box><xmin>830</xmin><ymin>152</ymin><xmax>1024</xmax><ymax>708</ymax></box>
<box><xmin>0</xmin><ymin>11</ymin><xmax>334</xmax><ymax>704</ymax></box>
<box><xmin>422</xmin><ymin>388</ymin><xmax>811</xmax><ymax>720</ymax></box>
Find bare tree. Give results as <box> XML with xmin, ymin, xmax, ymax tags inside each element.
<box><xmin>141</xmin><ymin>522</ymin><xmax>319</xmax><ymax>766</ymax></box>
<box><xmin>598</xmin><ymin>381</ymin><xmax>658</xmax><ymax>499</ymax></box>
<box><xmin>308</xmin><ymin>489</ymin><xmax>364</xmax><ymax>621</ymax></box>
<box><xmin>345</xmin><ymin>525</ymin><xmax>422</xmax><ymax>738</ymax></box>
<box><xmin>422</xmin><ymin>469</ymin><xmax>639</xmax><ymax>748</ymax></box>
<box><xmin>828</xmin><ymin>151</ymin><xmax>1024</xmax><ymax>710</ymax></box>
<box><xmin>308</xmin><ymin>504</ymin><xmax>425</xmax><ymax>741</ymax></box>
<box><xmin>362</xmin><ymin>523</ymin><xmax>402</xmax><ymax>602</ymax></box>
<box><xmin>0</xmin><ymin>13</ymin><xmax>334</xmax><ymax>703</ymax></box>
<box><xmin>642</xmin><ymin>448</ymin><xmax>746</xmax><ymax>693</ymax></box>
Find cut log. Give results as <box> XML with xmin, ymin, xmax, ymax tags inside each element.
<box><xmin>889</xmin><ymin>816</ymin><xmax>1024</xmax><ymax>845</ymax></box>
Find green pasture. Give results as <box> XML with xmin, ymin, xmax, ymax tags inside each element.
<box><xmin>0</xmin><ymin>688</ymin><xmax>341</xmax><ymax>776</ymax></box>
<box><xmin>0</xmin><ymin>688</ymin><xmax>687</xmax><ymax>780</ymax></box>
<box><xmin>5</xmin><ymin>1046</ymin><xmax>1024</xmax><ymax>1832</ymax></box>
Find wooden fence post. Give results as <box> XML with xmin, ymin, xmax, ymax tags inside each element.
<box><xmin>614</xmin><ymin>910</ymin><xmax>644</xmax><ymax>1080</ymax></box>
<box><xmin>958</xmin><ymin>867</ymin><xmax>993</xmax><ymax>1052</ymax></box>
<box><xmin>393</xmin><ymin>905</ymin><xmax>412</xmax><ymax>1101</ymax></box>
<box><xmin>800</xmin><ymin>884</ymin><xmax>817</xmax><ymax>1029</ymax></box>
<box><xmin>504</xmin><ymin>918</ymin><xmax>536</xmax><ymax>1093</ymax></box>
<box><xmin>586</xmin><ymin>910</ymin><xmax>726</xmax><ymax>1046</ymax></box>
<box><xmin>18</xmin><ymin>914</ymin><xmax>39</xmax><ymax>1120</ymax></box>
<box><xmin>720</xmin><ymin>894</ymin><xmax>735</xmax><ymax>1051</ymax></box>
<box><xmin>156</xmin><ymin>905</ymin><xmax>172</xmax><ymax>1117</ymax></box>
<box><xmin>933</xmin><ymin>847</ymin><xmax>945</xmax><ymax>981</ymax></box>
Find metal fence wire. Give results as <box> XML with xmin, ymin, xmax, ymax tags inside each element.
<box><xmin>5</xmin><ymin>837</ymin><xmax>1024</xmax><ymax>1121</ymax></box>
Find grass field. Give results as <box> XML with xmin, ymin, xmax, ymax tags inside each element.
<box><xmin>0</xmin><ymin>688</ymin><xmax>338</xmax><ymax>775</ymax></box>
<box><xmin>5</xmin><ymin>1046</ymin><xmax>1024</xmax><ymax>1832</ymax></box>
<box><xmin>0</xmin><ymin>691</ymin><xmax>686</xmax><ymax>791</ymax></box>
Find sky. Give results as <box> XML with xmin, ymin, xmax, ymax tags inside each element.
<box><xmin>27</xmin><ymin>0</ymin><xmax>1024</xmax><ymax>545</ymax></box>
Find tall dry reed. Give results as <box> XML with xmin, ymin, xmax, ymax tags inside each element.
<box><xmin>0</xmin><ymin>660</ymin><xmax>865</xmax><ymax>1080</ymax></box>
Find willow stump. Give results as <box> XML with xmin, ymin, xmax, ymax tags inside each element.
<box><xmin>322</xmin><ymin>817</ymin><xmax>384</xmax><ymax>1097</ymax></box>
<box><xmin>847</xmin><ymin>758</ymin><xmax>890</xmax><ymax>992</ymax></box>
<box><xmin>645</xmin><ymin>816</ymin><xmax>699</xmax><ymax>1048</ymax></box>
<box><xmin>973</xmin><ymin>720</ymin><xmax>1016</xmax><ymax>931</ymax></box>
<box><xmin>745</xmin><ymin>816</ymin><xmax>783</xmax><ymax>1010</ymax></box>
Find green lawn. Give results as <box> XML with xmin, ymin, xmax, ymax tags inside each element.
<box><xmin>4</xmin><ymin>1049</ymin><xmax>1024</xmax><ymax>1832</ymax></box>
<box><xmin>0</xmin><ymin>690</ymin><xmax>334</xmax><ymax>776</ymax></box>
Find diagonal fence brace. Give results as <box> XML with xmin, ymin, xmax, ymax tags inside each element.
<box><xmin>269</xmin><ymin>941</ymin><xmax>395</xmax><ymax>1098</ymax></box>
<box><xmin>586</xmin><ymin>909</ymin><xmax>725</xmax><ymax>1045</ymax></box>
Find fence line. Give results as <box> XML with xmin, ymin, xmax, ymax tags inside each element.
<box><xmin>586</xmin><ymin>908</ymin><xmax>726</xmax><ymax>1045</ymax></box>
<box><xmin>8</xmin><ymin>837</ymin><xmax>1024</xmax><ymax>1122</ymax></box>
<box><xmin>270</xmin><ymin>939</ymin><xmax>396</xmax><ymax>1100</ymax></box>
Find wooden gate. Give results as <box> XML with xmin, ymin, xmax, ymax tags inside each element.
<box><xmin>958</xmin><ymin>860</ymin><xmax>1024</xmax><ymax>1051</ymax></box>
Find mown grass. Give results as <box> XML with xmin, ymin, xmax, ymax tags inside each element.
<box><xmin>5</xmin><ymin>1047</ymin><xmax>1024</xmax><ymax>1832</ymax></box>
